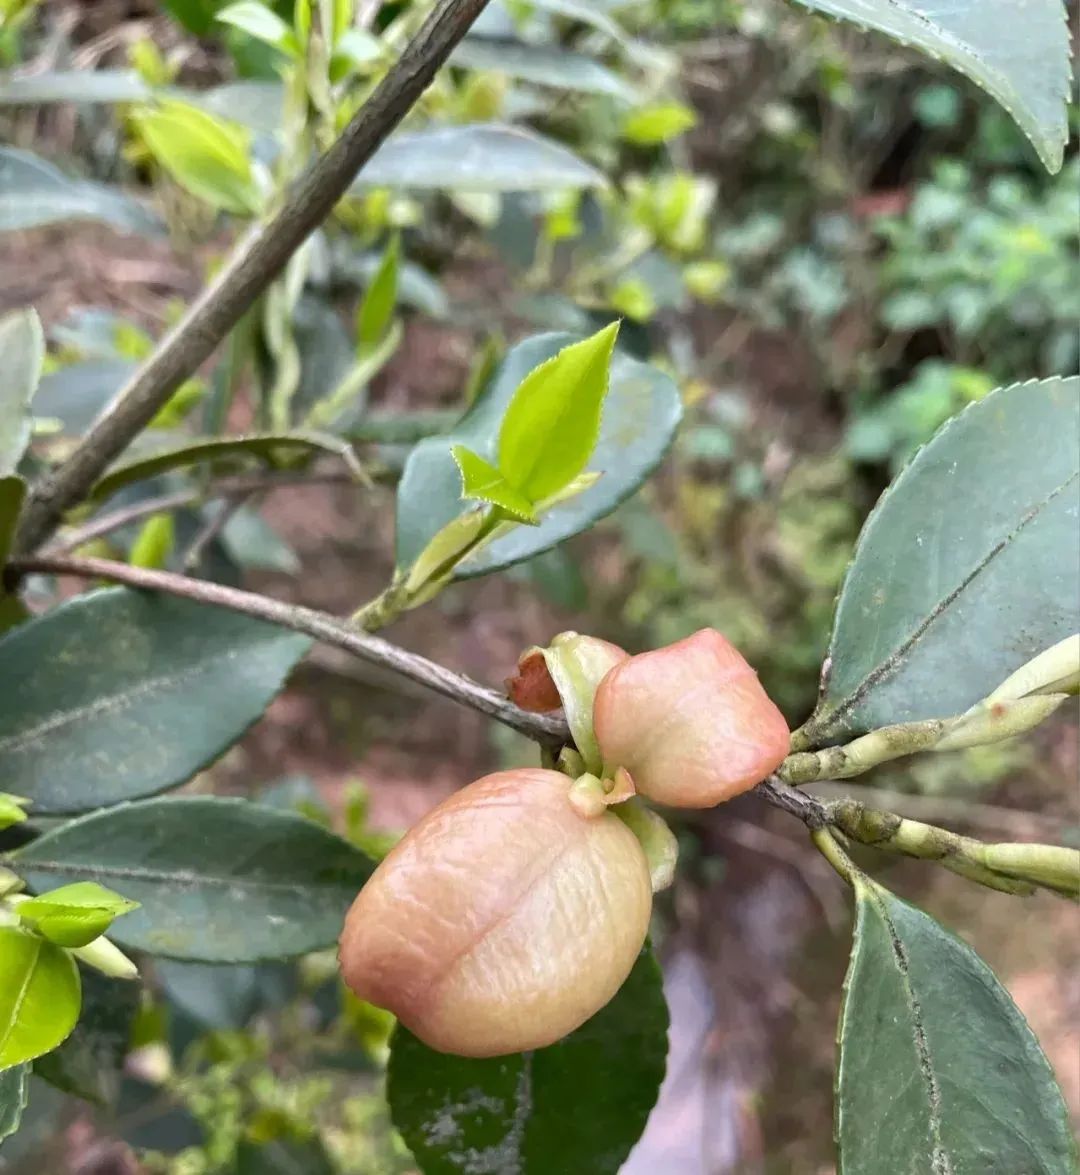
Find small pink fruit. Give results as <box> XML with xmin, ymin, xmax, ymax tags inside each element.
<box><xmin>338</xmin><ymin>768</ymin><xmax>652</xmax><ymax>1058</ymax></box>
<box><xmin>593</xmin><ymin>628</ymin><xmax>790</xmax><ymax>808</ymax></box>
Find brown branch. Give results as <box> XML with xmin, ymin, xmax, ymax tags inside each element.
<box><xmin>13</xmin><ymin>0</ymin><xmax>492</xmax><ymax>556</ymax></box>
<box><xmin>12</xmin><ymin>553</ymin><xmax>569</xmax><ymax>748</ymax></box>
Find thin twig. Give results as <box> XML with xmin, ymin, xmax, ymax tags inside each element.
<box><xmin>47</xmin><ymin>470</ymin><xmax>373</xmax><ymax>554</ymax></box>
<box><xmin>754</xmin><ymin>776</ymin><xmax>828</xmax><ymax>829</ymax></box>
<box><xmin>11</xmin><ymin>553</ymin><xmax>569</xmax><ymax>748</ymax></box>
<box><xmin>13</xmin><ymin>0</ymin><xmax>492</xmax><ymax>556</ymax></box>
<box><xmin>183</xmin><ymin>493</ymin><xmax>252</xmax><ymax>573</ymax></box>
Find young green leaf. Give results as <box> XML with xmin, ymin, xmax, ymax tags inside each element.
<box><xmin>0</xmin><ymin>792</ymin><xmax>30</xmax><ymax>831</ymax></box>
<box><xmin>217</xmin><ymin>1</ymin><xmax>300</xmax><ymax>56</ymax></box>
<box><xmin>388</xmin><ymin>947</ymin><xmax>668</xmax><ymax>1175</ymax></box>
<box><xmin>16</xmin><ymin>882</ymin><xmax>140</xmax><ymax>949</ymax></box>
<box><xmin>451</xmin><ymin>444</ymin><xmax>537</xmax><ymax>523</ymax></box>
<box><xmin>356</xmin><ymin>234</ymin><xmax>400</xmax><ymax>353</ymax></box>
<box><xmin>801</xmin><ymin>375</ymin><xmax>1079</xmax><ymax>747</ymax></box>
<box><xmin>622</xmin><ymin>102</ymin><xmax>698</xmax><ymax>146</ymax></box>
<box><xmin>497</xmin><ymin>321</ymin><xmax>619</xmax><ymax>503</ymax></box>
<box><xmin>132</xmin><ymin>101</ymin><xmax>261</xmax><ymax>216</ymax></box>
<box><xmin>836</xmin><ymin>876</ymin><xmax>1076</xmax><ymax>1173</ymax></box>
<box><xmin>0</xmin><ymin>1063</ymin><xmax>29</xmax><ymax>1143</ymax></box>
<box><xmin>14</xmin><ymin>797</ymin><xmax>375</xmax><ymax>961</ymax></box>
<box><xmin>0</xmin><ymin>926</ymin><xmax>81</xmax><ymax>1068</ymax></box>
<box><xmin>0</xmin><ymin>307</ymin><xmax>44</xmax><ymax>475</ymax></box>
<box><xmin>128</xmin><ymin>512</ymin><xmax>175</xmax><ymax>570</ymax></box>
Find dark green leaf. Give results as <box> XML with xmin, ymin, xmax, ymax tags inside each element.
<box><xmin>396</xmin><ymin>332</ymin><xmax>682</xmax><ymax>578</ymax></box>
<box><xmin>0</xmin><ymin>148</ymin><xmax>162</xmax><ymax>235</ymax></box>
<box><xmin>156</xmin><ymin>959</ymin><xmax>293</xmax><ymax>1029</ymax></box>
<box><xmin>836</xmin><ymin>877</ymin><xmax>1076</xmax><ymax>1173</ymax></box>
<box><xmin>0</xmin><ymin>1064</ymin><xmax>29</xmax><ymax>1144</ymax></box>
<box><xmin>0</xmin><ymin>308</ymin><xmax>44</xmax><ymax>475</ymax></box>
<box><xmin>16</xmin><ymin>882</ymin><xmax>140</xmax><ymax>948</ymax></box>
<box><xmin>0</xmin><ymin>588</ymin><xmax>309</xmax><ymax>813</ymax></box>
<box><xmin>497</xmin><ymin>321</ymin><xmax>618</xmax><ymax>502</ymax></box>
<box><xmin>808</xmin><ymin>376</ymin><xmax>1079</xmax><ymax>744</ymax></box>
<box><xmin>91</xmin><ymin>433</ymin><xmax>349</xmax><ymax>500</ymax></box>
<box><xmin>132</xmin><ymin>101</ymin><xmax>260</xmax><ymax>215</ymax></box>
<box><xmin>220</xmin><ymin>507</ymin><xmax>299</xmax><ymax>573</ymax></box>
<box><xmin>450</xmin><ymin>38</ymin><xmax>636</xmax><ymax>101</ymax></box>
<box><xmin>33</xmin><ymin>359</ymin><xmax>138</xmax><ymax>435</ymax></box>
<box><xmin>388</xmin><ymin>947</ymin><xmax>668</xmax><ymax>1175</ymax></box>
<box><xmin>0</xmin><ymin>927</ymin><xmax>81</xmax><ymax>1068</ymax></box>
<box><xmin>790</xmin><ymin>0</ymin><xmax>1070</xmax><ymax>172</ymax></box>
<box><xmin>451</xmin><ymin>445</ymin><xmax>537</xmax><ymax>522</ymax></box>
<box><xmin>34</xmin><ymin>970</ymin><xmax>139</xmax><ymax>1107</ymax></box>
<box><xmin>352</xmin><ymin>124</ymin><xmax>605</xmax><ymax>193</ymax></box>
<box><xmin>0</xmin><ymin>70</ymin><xmax>151</xmax><ymax>105</ymax></box>
<box><xmin>0</xmin><ymin>476</ymin><xmax>26</xmax><ymax>569</ymax></box>
<box><xmin>15</xmin><ymin>797</ymin><xmax>374</xmax><ymax>961</ymax></box>
<box><xmin>234</xmin><ymin>1135</ymin><xmax>336</xmax><ymax>1174</ymax></box>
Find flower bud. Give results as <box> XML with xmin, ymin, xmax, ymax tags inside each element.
<box><xmin>338</xmin><ymin>768</ymin><xmax>652</xmax><ymax>1057</ymax></box>
<box><xmin>593</xmin><ymin>628</ymin><xmax>790</xmax><ymax>808</ymax></box>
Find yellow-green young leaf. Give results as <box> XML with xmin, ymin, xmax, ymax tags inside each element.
<box><xmin>128</xmin><ymin>512</ymin><xmax>174</xmax><ymax>570</ymax></box>
<box><xmin>16</xmin><ymin>882</ymin><xmax>140</xmax><ymax>948</ymax></box>
<box><xmin>217</xmin><ymin>1</ymin><xmax>299</xmax><ymax>55</ymax></box>
<box><xmin>451</xmin><ymin>445</ymin><xmax>537</xmax><ymax>523</ymax></box>
<box><xmin>0</xmin><ymin>926</ymin><xmax>81</xmax><ymax>1067</ymax></box>
<box><xmin>0</xmin><ymin>792</ymin><xmax>30</xmax><ymax>831</ymax></box>
<box><xmin>497</xmin><ymin>322</ymin><xmax>619</xmax><ymax>503</ymax></box>
<box><xmin>356</xmin><ymin>234</ymin><xmax>399</xmax><ymax>353</ymax></box>
<box><xmin>133</xmin><ymin>101</ymin><xmax>260</xmax><ymax>215</ymax></box>
<box><xmin>622</xmin><ymin>102</ymin><xmax>698</xmax><ymax>146</ymax></box>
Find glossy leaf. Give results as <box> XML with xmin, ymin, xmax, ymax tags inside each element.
<box><xmin>15</xmin><ymin>797</ymin><xmax>375</xmax><ymax>961</ymax></box>
<box><xmin>217</xmin><ymin>1</ymin><xmax>299</xmax><ymax>54</ymax></box>
<box><xmin>0</xmin><ymin>927</ymin><xmax>81</xmax><ymax>1068</ymax></box>
<box><xmin>396</xmin><ymin>333</ymin><xmax>681</xmax><ymax>578</ymax></box>
<box><xmin>451</xmin><ymin>38</ymin><xmax>635</xmax><ymax>100</ymax></box>
<box><xmin>356</xmin><ymin>234</ymin><xmax>399</xmax><ymax>353</ymax></box>
<box><xmin>16</xmin><ymin>882</ymin><xmax>140</xmax><ymax>949</ymax></box>
<box><xmin>0</xmin><ymin>588</ymin><xmax>309</xmax><ymax>813</ymax></box>
<box><xmin>132</xmin><ymin>101</ymin><xmax>261</xmax><ymax>215</ymax></box>
<box><xmin>34</xmin><ymin>971</ymin><xmax>139</xmax><ymax>1107</ymax></box>
<box><xmin>451</xmin><ymin>445</ymin><xmax>537</xmax><ymax>522</ymax></box>
<box><xmin>498</xmin><ymin>321</ymin><xmax>618</xmax><ymax>502</ymax></box>
<box><xmin>836</xmin><ymin>877</ymin><xmax>1076</xmax><ymax>1173</ymax></box>
<box><xmin>0</xmin><ymin>1063</ymin><xmax>29</xmax><ymax>1143</ymax></box>
<box><xmin>389</xmin><ymin>947</ymin><xmax>668</xmax><ymax>1175</ymax></box>
<box><xmin>790</xmin><ymin>0</ymin><xmax>1070</xmax><ymax>172</ymax></box>
<box><xmin>0</xmin><ymin>70</ymin><xmax>151</xmax><ymax>105</ymax></box>
<box><xmin>808</xmin><ymin>376</ymin><xmax>1079</xmax><ymax>743</ymax></box>
<box><xmin>0</xmin><ymin>308</ymin><xmax>44</xmax><ymax>475</ymax></box>
<box><xmin>352</xmin><ymin>124</ymin><xmax>605</xmax><ymax>193</ymax></box>
<box><xmin>91</xmin><ymin>433</ymin><xmax>349</xmax><ymax>500</ymax></box>
<box><xmin>0</xmin><ymin>148</ymin><xmax>161</xmax><ymax>236</ymax></box>
<box><xmin>32</xmin><ymin>359</ymin><xmax>138</xmax><ymax>435</ymax></box>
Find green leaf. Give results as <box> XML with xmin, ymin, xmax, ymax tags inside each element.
<box><xmin>128</xmin><ymin>513</ymin><xmax>175</xmax><ymax>570</ymax></box>
<box><xmin>178</xmin><ymin>79</ymin><xmax>286</xmax><ymax>135</ymax></box>
<box><xmin>0</xmin><ymin>476</ymin><xmax>26</xmax><ymax>569</ymax></box>
<box><xmin>807</xmin><ymin>375</ymin><xmax>1079</xmax><ymax>745</ymax></box>
<box><xmin>132</xmin><ymin>101</ymin><xmax>260</xmax><ymax>215</ymax></box>
<box><xmin>0</xmin><ymin>1063</ymin><xmax>29</xmax><ymax>1143</ymax></box>
<box><xmin>16</xmin><ymin>883</ymin><xmax>140</xmax><ymax>949</ymax></box>
<box><xmin>352</xmin><ymin>124</ymin><xmax>605</xmax><ymax>192</ymax></box>
<box><xmin>789</xmin><ymin>0</ymin><xmax>1070</xmax><ymax>173</ymax></box>
<box><xmin>498</xmin><ymin>322</ymin><xmax>618</xmax><ymax>502</ymax></box>
<box><xmin>396</xmin><ymin>332</ymin><xmax>681</xmax><ymax>578</ymax></box>
<box><xmin>34</xmin><ymin>970</ymin><xmax>139</xmax><ymax>1107</ymax></box>
<box><xmin>155</xmin><ymin>959</ymin><xmax>291</xmax><ymax>1029</ymax></box>
<box><xmin>234</xmin><ymin>1136</ymin><xmax>336</xmax><ymax>1174</ymax></box>
<box><xmin>0</xmin><ymin>927</ymin><xmax>81</xmax><ymax>1069</ymax></box>
<box><xmin>0</xmin><ymin>69</ymin><xmax>151</xmax><ymax>105</ymax></box>
<box><xmin>356</xmin><ymin>234</ymin><xmax>399</xmax><ymax>353</ymax></box>
<box><xmin>32</xmin><ymin>359</ymin><xmax>137</xmax><ymax>435</ymax></box>
<box><xmin>0</xmin><ymin>793</ymin><xmax>30</xmax><ymax>831</ymax></box>
<box><xmin>90</xmin><ymin>433</ymin><xmax>350</xmax><ymax>500</ymax></box>
<box><xmin>0</xmin><ymin>588</ymin><xmax>309</xmax><ymax>814</ymax></box>
<box><xmin>451</xmin><ymin>38</ymin><xmax>636</xmax><ymax>101</ymax></box>
<box><xmin>836</xmin><ymin>877</ymin><xmax>1076</xmax><ymax>1173</ymax></box>
<box><xmin>0</xmin><ymin>308</ymin><xmax>44</xmax><ymax>476</ymax></box>
<box><xmin>217</xmin><ymin>1</ymin><xmax>299</xmax><ymax>54</ymax></box>
<box><xmin>622</xmin><ymin>101</ymin><xmax>698</xmax><ymax>146</ymax></box>
<box><xmin>451</xmin><ymin>445</ymin><xmax>537</xmax><ymax>523</ymax></box>
<box><xmin>388</xmin><ymin>947</ymin><xmax>668</xmax><ymax>1175</ymax></box>
<box><xmin>14</xmin><ymin>797</ymin><xmax>375</xmax><ymax>962</ymax></box>
<box><xmin>0</xmin><ymin>148</ymin><xmax>163</xmax><ymax>235</ymax></box>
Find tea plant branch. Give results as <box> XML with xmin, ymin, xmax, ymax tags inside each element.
<box><xmin>13</xmin><ymin>0</ymin><xmax>492</xmax><ymax>556</ymax></box>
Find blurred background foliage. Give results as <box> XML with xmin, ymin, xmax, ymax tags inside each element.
<box><xmin>0</xmin><ymin>0</ymin><xmax>1076</xmax><ymax>1171</ymax></box>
